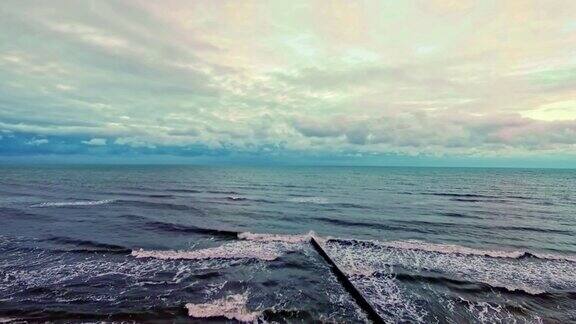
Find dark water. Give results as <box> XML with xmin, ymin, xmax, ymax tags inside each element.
<box><xmin>0</xmin><ymin>165</ymin><xmax>575</xmax><ymax>323</ymax></box>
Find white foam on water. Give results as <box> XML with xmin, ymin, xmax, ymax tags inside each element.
<box><xmin>238</xmin><ymin>231</ymin><xmax>314</xmax><ymax>244</ymax></box>
<box><xmin>324</xmin><ymin>239</ymin><xmax>576</xmax><ymax>296</ymax></box>
<box><xmin>185</xmin><ymin>292</ymin><xmax>261</xmax><ymax>322</ymax></box>
<box><xmin>287</xmin><ymin>196</ymin><xmax>328</xmax><ymax>204</ymax></box>
<box><xmin>132</xmin><ymin>240</ymin><xmax>301</xmax><ymax>261</ymax></box>
<box><xmin>379</xmin><ymin>240</ymin><xmax>525</xmax><ymax>258</ymax></box>
<box><xmin>319</xmin><ymin>239</ymin><xmax>572</xmax><ymax>322</ymax></box>
<box><xmin>371</xmin><ymin>239</ymin><xmax>576</xmax><ymax>262</ymax></box>
<box><xmin>30</xmin><ymin>199</ymin><xmax>115</xmax><ymax>208</ymax></box>
<box><xmin>352</xmin><ymin>269</ymin><xmax>428</xmax><ymax>323</ymax></box>
<box><xmin>452</xmin><ymin>296</ymin><xmax>544</xmax><ymax>324</ymax></box>
<box><xmin>226</xmin><ymin>195</ymin><xmax>247</xmax><ymax>201</ymax></box>
<box><xmin>0</xmin><ymin>249</ymin><xmax>220</xmax><ymax>303</ymax></box>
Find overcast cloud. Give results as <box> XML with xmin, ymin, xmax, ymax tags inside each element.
<box><xmin>1</xmin><ymin>0</ymin><xmax>575</xmax><ymax>164</ymax></box>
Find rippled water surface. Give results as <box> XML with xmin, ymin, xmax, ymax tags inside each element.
<box><xmin>1</xmin><ymin>165</ymin><xmax>575</xmax><ymax>322</ymax></box>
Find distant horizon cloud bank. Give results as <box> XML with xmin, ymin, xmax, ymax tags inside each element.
<box><xmin>1</xmin><ymin>1</ymin><xmax>575</xmax><ymax>166</ymax></box>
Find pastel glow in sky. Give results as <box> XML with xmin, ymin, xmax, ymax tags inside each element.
<box><xmin>1</xmin><ymin>0</ymin><xmax>575</xmax><ymax>166</ymax></box>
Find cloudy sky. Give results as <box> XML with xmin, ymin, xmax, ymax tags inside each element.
<box><xmin>1</xmin><ymin>1</ymin><xmax>576</xmax><ymax>166</ymax></box>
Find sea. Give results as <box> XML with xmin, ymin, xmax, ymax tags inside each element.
<box><xmin>0</xmin><ymin>165</ymin><xmax>575</xmax><ymax>323</ymax></box>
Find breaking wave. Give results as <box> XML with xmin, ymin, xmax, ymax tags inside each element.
<box><xmin>238</xmin><ymin>231</ymin><xmax>314</xmax><ymax>244</ymax></box>
<box><xmin>226</xmin><ymin>195</ymin><xmax>248</xmax><ymax>201</ymax></box>
<box><xmin>185</xmin><ymin>292</ymin><xmax>261</xmax><ymax>322</ymax></box>
<box><xmin>323</xmin><ymin>238</ymin><xmax>576</xmax><ymax>297</ymax></box>
<box><xmin>329</xmin><ymin>238</ymin><xmax>576</xmax><ymax>262</ymax></box>
<box><xmin>144</xmin><ymin>221</ymin><xmax>238</xmax><ymax>238</ymax></box>
<box><xmin>131</xmin><ymin>239</ymin><xmax>303</xmax><ymax>262</ymax></box>
<box><xmin>30</xmin><ymin>199</ymin><xmax>115</xmax><ymax>208</ymax></box>
<box><xmin>287</xmin><ymin>197</ymin><xmax>328</xmax><ymax>204</ymax></box>
<box><xmin>44</xmin><ymin>237</ymin><xmax>130</xmax><ymax>254</ymax></box>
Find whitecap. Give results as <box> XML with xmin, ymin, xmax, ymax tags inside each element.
<box><xmin>238</xmin><ymin>231</ymin><xmax>314</xmax><ymax>244</ymax></box>
<box><xmin>131</xmin><ymin>240</ymin><xmax>300</xmax><ymax>261</ymax></box>
<box><xmin>323</xmin><ymin>239</ymin><xmax>576</xmax><ymax>297</ymax></box>
<box><xmin>287</xmin><ymin>197</ymin><xmax>328</xmax><ymax>204</ymax></box>
<box><xmin>30</xmin><ymin>199</ymin><xmax>115</xmax><ymax>208</ymax></box>
<box><xmin>331</xmin><ymin>238</ymin><xmax>576</xmax><ymax>263</ymax></box>
<box><xmin>185</xmin><ymin>292</ymin><xmax>261</xmax><ymax>322</ymax></box>
<box><xmin>227</xmin><ymin>195</ymin><xmax>247</xmax><ymax>201</ymax></box>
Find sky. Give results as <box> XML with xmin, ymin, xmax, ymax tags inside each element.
<box><xmin>1</xmin><ymin>0</ymin><xmax>576</xmax><ymax>167</ymax></box>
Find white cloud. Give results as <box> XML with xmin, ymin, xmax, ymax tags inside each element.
<box><xmin>82</xmin><ymin>138</ymin><xmax>107</xmax><ymax>146</ymax></box>
<box><xmin>25</xmin><ymin>138</ymin><xmax>49</xmax><ymax>145</ymax></box>
<box><xmin>55</xmin><ymin>84</ymin><xmax>74</xmax><ymax>91</ymax></box>
<box><xmin>114</xmin><ymin>137</ymin><xmax>156</xmax><ymax>148</ymax></box>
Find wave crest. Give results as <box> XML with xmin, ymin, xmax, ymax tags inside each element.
<box><xmin>238</xmin><ymin>231</ymin><xmax>314</xmax><ymax>244</ymax></box>
<box><xmin>287</xmin><ymin>197</ymin><xmax>328</xmax><ymax>204</ymax></box>
<box><xmin>329</xmin><ymin>239</ymin><xmax>576</xmax><ymax>263</ymax></box>
<box><xmin>323</xmin><ymin>238</ymin><xmax>576</xmax><ymax>298</ymax></box>
<box><xmin>131</xmin><ymin>240</ymin><xmax>301</xmax><ymax>261</ymax></box>
<box><xmin>30</xmin><ymin>199</ymin><xmax>115</xmax><ymax>208</ymax></box>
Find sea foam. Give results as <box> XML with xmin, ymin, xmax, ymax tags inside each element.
<box><xmin>287</xmin><ymin>197</ymin><xmax>328</xmax><ymax>204</ymax></box>
<box><xmin>30</xmin><ymin>199</ymin><xmax>115</xmax><ymax>208</ymax></box>
<box><xmin>238</xmin><ymin>231</ymin><xmax>314</xmax><ymax>244</ymax></box>
<box><xmin>131</xmin><ymin>240</ymin><xmax>302</xmax><ymax>261</ymax></box>
<box><xmin>323</xmin><ymin>239</ymin><xmax>576</xmax><ymax>296</ymax></box>
<box><xmin>185</xmin><ymin>292</ymin><xmax>261</xmax><ymax>322</ymax></box>
<box><xmin>330</xmin><ymin>238</ymin><xmax>576</xmax><ymax>263</ymax></box>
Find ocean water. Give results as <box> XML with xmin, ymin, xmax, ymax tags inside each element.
<box><xmin>0</xmin><ymin>165</ymin><xmax>575</xmax><ymax>323</ymax></box>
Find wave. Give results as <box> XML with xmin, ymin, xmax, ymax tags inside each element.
<box><xmin>117</xmin><ymin>200</ymin><xmax>201</xmax><ymax>212</ymax></box>
<box><xmin>131</xmin><ymin>239</ymin><xmax>300</xmax><ymax>261</ymax></box>
<box><xmin>131</xmin><ymin>231</ymin><xmax>311</xmax><ymax>261</ymax></box>
<box><xmin>391</xmin><ymin>272</ymin><xmax>574</xmax><ymax>296</ymax></box>
<box><xmin>101</xmin><ymin>191</ymin><xmax>175</xmax><ymax>199</ymax></box>
<box><xmin>382</xmin><ymin>219</ymin><xmax>574</xmax><ymax>236</ymax></box>
<box><xmin>287</xmin><ymin>197</ymin><xmax>328</xmax><ymax>204</ymax></box>
<box><xmin>323</xmin><ymin>238</ymin><xmax>576</xmax><ymax>301</ymax></box>
<box><xmin>235</xmin><ymin>230</ymin><xmax>572</xmax><ymax>272</ymax></box>
<box><xmin>44</xmin><ymin>237</ymin><xmax>130</xmax><ymax>254</ymax></box>
<box><xmin>144</xmin><ymin>221</ymin><xmax>238</xmax><ymax>238</ymax></box>
<box><xmin>226</xmin><ymin>195</ymin><xmax>248</xmax><ymax>201</ymax></box>
<box><xmin>221</xmin><ymin>196</ymin><xmax>276</xmax><ymax>204</ymax></box>
<box><xmin>207</xmin><ymin>190</ymin><xmax>239</xmax><ymax>195</ymax></box>
<box><xmin>505</xmin><ymin>195</ymin><xmax>533</xmax><ymax>200</ymax></box>
<box><xmin>120</xmin><ymin>214</ymin><xmax>148</xmax><ymax>221</ymax></box>
<box><xmin>185</xmin><ymin>292</ymin><xmax>261</xmax><ymax>322</ymax></box>
<box><xmin>29</xmin><ymin>199</ymin><xmax>115</xmax><ymax>208</ymax></box>
<box><xmin>238</xmin><ymin>231</ymin><xmax>313</xmax><ymax>244</ymax></box>
<box><xmin>423</xmin><ymin>192</ymin><xmax>499</xmax><ymax>199</ymax></box>
<box><xmin>146</xmin><ymin>194</ymin><xmax>174</xmax><ymax>198</ymax></box>
<box><xmin>438</xmin><ymin>212</ymin><xmax>483</xmax><ymax>220</ymax></box>
<box><xmin>318</xmin><ymin>218</ymin><xmax>431</xmax><ymax>234</ymax></box>
<box><xmin>166</xmin><ymin>188</ymin><xmax>203</xmax><ymax>194</ymax></box>
<box><xmin>331</xmin><ymin>202</ymin><xmax>369</xmax><ymax>209</ymax></box>
<box><xmin>0</xmin><ymin>207</ymin><xmax>50</xmax><ymax>220</ymax></box>
<box><xmin>450</xmin><ymin>198</ymin><xmax>510</xmax><ymax>203</ymax></box>
<box><xmin>287</xmin><ymin>198</ymin><xmax>367</xmax><ymax>209</ymax></box>
<box><xmin>491</xmin><ymin>225</ymin><xmax>572</xmax><ymax>236</ymax></box>
<box><xmin>327</xmin><ymin>238</ymin><xmax>576</xmax><ymax>262</ymax></box>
